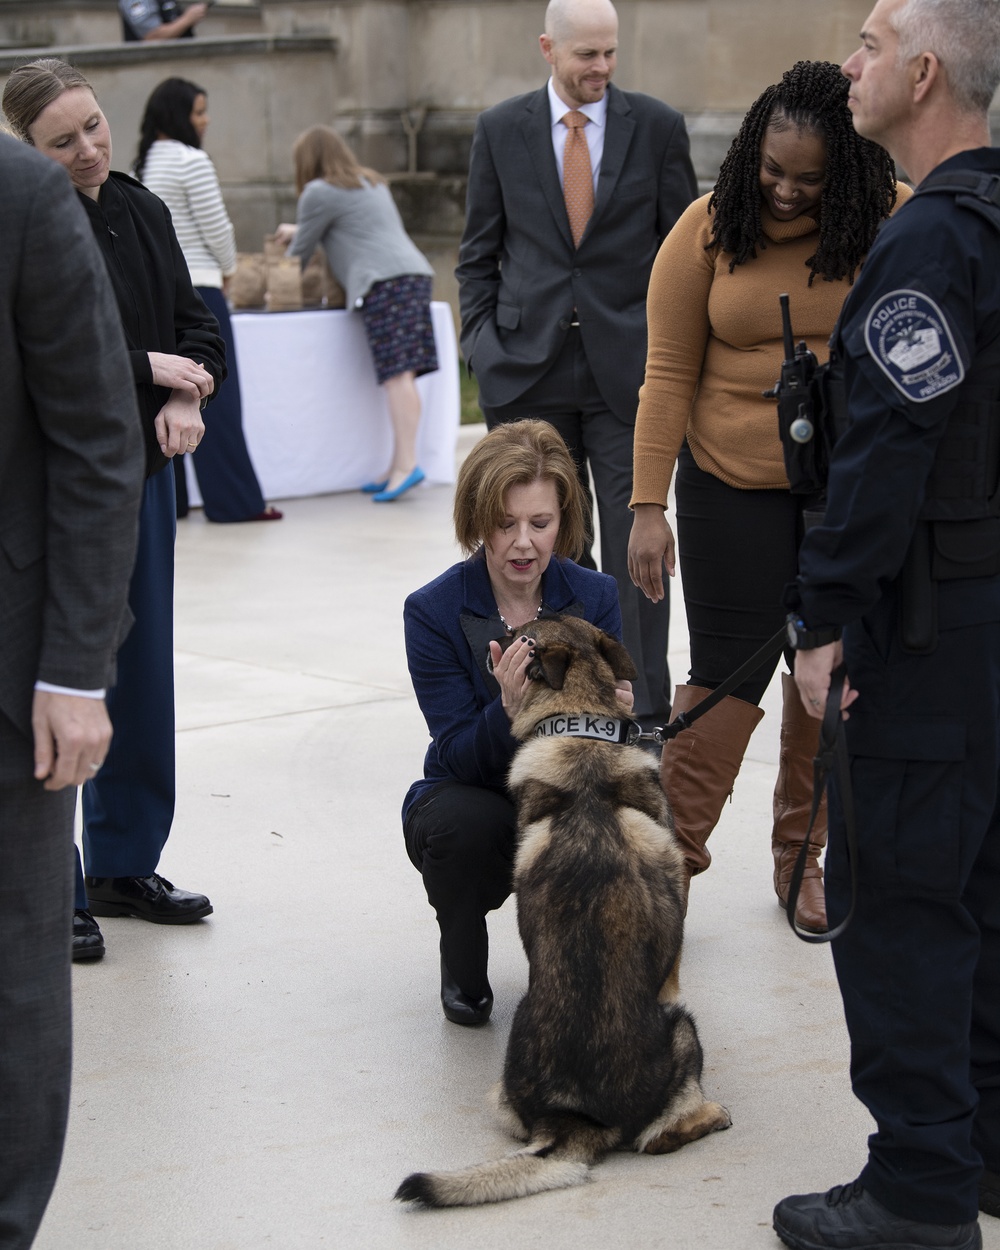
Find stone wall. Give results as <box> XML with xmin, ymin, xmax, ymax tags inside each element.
<box><xmin>0</xmin><ymin>36</ymin><xmax>339</xmax><ymax>245</ymax></box>
<box><xmin>0</xmin><ymin>1</ymin><xmax>881</xmax><ymax>182</ymax></box>
<box><xmin>2</xmin><ymin>0</ymin><xmax>996</xmax><ymax>329</ymax></box>
<box><xmin>0</xmin><ymin>0</ymin><xmax>260</xmax><ymax>48</ymax></box>
<box><xmin>255</xmin><ymin>0</ymin><xmax>877</xmax><ymax>176</ymax></box>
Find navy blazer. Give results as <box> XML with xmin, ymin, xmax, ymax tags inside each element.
<box><xmin>457</xmin><ymin>82</ymin><xmax>697</xmax><ymax>424</ymax></box>
<box><xmin>402</xmin><ymin>553</ymin><xmax>622</xmax><ymax>824</ymax></box>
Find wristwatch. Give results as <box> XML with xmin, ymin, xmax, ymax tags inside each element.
<box><xmin>785</xmin><ymin>613</ymin><xmax>842</xmax><ymax>651</ymax></box>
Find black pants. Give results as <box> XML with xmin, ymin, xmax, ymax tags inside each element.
<box><xmin>0</xmin><ymin>778</ymin><xmax>74</xmax><ymax>1250</ymax></box>
<box><xmin>828</xmin><ymin>596</ymin><xmax>1000</xmax><ymax>1223</ymax></box>
<box><xmin>403</xmin><ymin>782</ymin><xmax>516</xmax><ymax>998</ymax></box>
<box><xmin>675</xmin><ymin>444</ymin><xmax>809</xmax><ymax>704</ymax></box>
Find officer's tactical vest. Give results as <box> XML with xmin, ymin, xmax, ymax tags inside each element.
<box><xmin>823</xmin><ymin>171</ymin><xmax>1000</xmax><ymax>592</ymax></box>
<box><xmin>912</xmin><ymin>172</ymin><xmax>1000</xmax><ymax>526</ymax></box>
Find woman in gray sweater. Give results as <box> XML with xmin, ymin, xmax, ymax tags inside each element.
<box><xmin>276</xmin><ymin>126</ymin><xmax>437</xmax><ymax>502</ymax></box>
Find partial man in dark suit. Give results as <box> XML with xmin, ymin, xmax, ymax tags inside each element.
<box><xmin>456</xmin><ymin>0</ymin><xmax>697</xmax><ymax>728</ymax></box>
<box><xmin>0</xmin><ymin>132</ymin><xmax>144</xmax><ymax>1249</ymax></box>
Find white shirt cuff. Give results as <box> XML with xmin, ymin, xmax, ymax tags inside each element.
<box><xmin>34</xmin><ymin>681</ymin><xmax>106</xmax><ymax>699</ymax></box>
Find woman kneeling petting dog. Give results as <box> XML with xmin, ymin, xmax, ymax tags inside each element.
<box><xmin>396</xmin><ymin>613</ymin><xmax>730</xmax><ymax>1207</ymax></box>
<box><xmin>402</xmin><ymin>420</ymin><xmax>633</xmax><ymax>1025</ymax></box>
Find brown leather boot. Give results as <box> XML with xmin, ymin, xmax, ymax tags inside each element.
<box><xmin>660</xmin><ymin>685</ymin><xmax>765</xmax><ymax>903</ymax></box>
<box><xmin>772</xmin><ymin>672</ymin><xmax>828</xmax><ymax>933</ymax></box>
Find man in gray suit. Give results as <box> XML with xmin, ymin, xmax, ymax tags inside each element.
<box><xmin>0</xmin><ymin>133</ymin><xmax>144</xmax><ymax>1248</ymax></box>
<box><xmin>457</xmin><ymin>0</ymin><xmax>696</xmax><ymax>726</ymax></box>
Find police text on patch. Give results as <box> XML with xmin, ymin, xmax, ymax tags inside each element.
<box><xmin>864</xmin><ymin>288</ymin><xmax>964</xmax><ymax>403</ymax></box>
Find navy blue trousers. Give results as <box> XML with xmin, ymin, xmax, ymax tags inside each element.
<box><xmin>76</xmin><ymin>465</ymin><xmax>176</xmax><ymax>907</ymax></box>
<box><xmin>183</xmin><ymin>286</ymin><xmax>265</xmax><ymax>523</ymax></box>
<box><xmin>827</xmin><ymin>591</ymin><xmax>1000</xmax><ymax>1224</ymax></box>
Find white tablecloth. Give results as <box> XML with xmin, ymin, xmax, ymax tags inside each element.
<box><xmin>185</xmin><ymin>302</ymin><xmax>459</xmax><ymax>505</ymax></box>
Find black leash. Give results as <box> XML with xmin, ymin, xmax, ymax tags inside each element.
<box><xmin>634</xmin><ymin>630</ymin><xmax>857</xmax><ymax>944</ymax></box>
<box><xmin>635</xmin><ymin>625</ymin><xmax>787</xmax><ymax>746</ymax></box>
<box><xmin>785</xmin><ymin>663</ymin><xmax>858</xmax><ymax>943</ymax></box>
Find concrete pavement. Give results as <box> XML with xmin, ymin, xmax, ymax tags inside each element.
<box><xmin>34</xmin><ymin>427</ymin><xmax>1000</xmax><ymax>1250</ymax></box>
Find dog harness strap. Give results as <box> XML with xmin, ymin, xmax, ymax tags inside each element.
<box><xmin>532</xmin><ymin>715</ymin><xmax>638</xmax><ymax>744</ymax></box>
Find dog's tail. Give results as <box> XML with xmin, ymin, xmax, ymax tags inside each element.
<box><xmin>394</xmin><ymin>1117</ymin><xmax>615</xmax><ymax>1208</ymax></box>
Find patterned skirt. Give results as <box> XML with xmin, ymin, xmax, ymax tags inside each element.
<box><xmin>360</xmin><ymin>274</ymin><xmax>439</xmax><ymax>384</ymax></box>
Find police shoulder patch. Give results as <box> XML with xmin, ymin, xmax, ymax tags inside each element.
<box><xmin>864</xmin><ymin>288</ymin><xmax>964</xmax><ymax>403</ymax></box>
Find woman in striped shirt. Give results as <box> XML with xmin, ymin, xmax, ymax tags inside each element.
<box><xmin>136</xmin><ymin>77</ymin><xmax>281</xmax><ymax>522</ymax></box>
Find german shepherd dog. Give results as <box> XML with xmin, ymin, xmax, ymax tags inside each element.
<box><xmin>395</xmin><ymin>615</ymin><xmax>730</xmax><ymax>1208</ymax></box>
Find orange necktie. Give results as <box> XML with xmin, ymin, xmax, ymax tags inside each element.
<box><xmin>562</xmin><ymin>111</ymin><xmax>593</xmax><ymax>248</ymax></box>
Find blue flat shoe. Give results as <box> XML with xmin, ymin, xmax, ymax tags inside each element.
<box><xmin>361</xmin><ymin>478</ymin><xmax>389</xmax><ymax>493</ymax></box>
<box><xmin>373</xmin><ymin>467</ymin><xmax>425</xmax><ymax>502</ymax></box>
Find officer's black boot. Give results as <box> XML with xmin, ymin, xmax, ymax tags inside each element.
<box><xmin>774</xmin><ymin>1179</ymin><xmax>982</xmax><ymax>1250</ymax></box>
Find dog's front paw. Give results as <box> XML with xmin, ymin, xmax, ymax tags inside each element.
<box><xmin>641</xmin><ymin>1100</ymin><xmax>732</xmax><ymax>1154</ymax></box>
<box><xmin>704</xmin><ymin>1102</ymin><xmax>732</xmax><ymax>1133</ymax></box>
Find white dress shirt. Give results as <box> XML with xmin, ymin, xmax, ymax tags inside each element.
<box><xmin>547</xmin><ymin>78</ymin><xmax>608</xmax><ymax>196</ymax></box>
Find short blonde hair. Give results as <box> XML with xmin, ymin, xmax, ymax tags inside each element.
<box><xmin>453</xmin><ymin>420</ymin><xmax>587</xmax><ymax>560</ymax></box>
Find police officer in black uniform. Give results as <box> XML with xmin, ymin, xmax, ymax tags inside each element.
<box><xmin>119</xmin><ymin>0</ymin><xmax>207</xmax><ymax>41</ymax></box>
<box><xmin>772</xmin><ymin>1</ymin><xmax>1000</xmax><ymax>1248</ymax></box>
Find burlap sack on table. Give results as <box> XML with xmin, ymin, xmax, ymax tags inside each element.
<box><xmin>263</xmin><ymin>234</ymin><xmax>302</xmax><ymax>311</ymax></box>
<box><xmin>302</xmin><ymin>247</ymin><xmax>346</xmax><ymax>309</ymax></box>
<box><xmin>235</xmin><ymin>237</ymin><xmax>345</xmax><ymax>312</ymax></box>
<box><xmin>229</xmin><ymin>252</ymin><xmax>267</xmax><ymax>309</ymax></box>
<box><xmin>265</xmin><ymin>258</ymin><xmax>303</xmax><ymax>312</ymax></box>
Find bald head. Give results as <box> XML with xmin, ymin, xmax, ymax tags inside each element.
<box><xmin>544</xmin><ymin>0</ymin><xmax>618</xmax><ymax>46</ymax></box>
<box><xmin>540</xmin><ymin>0</ymin><xmax>618</xmax><ymax>108</ymax></box>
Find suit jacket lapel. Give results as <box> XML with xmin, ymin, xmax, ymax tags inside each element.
<box><xmin>457</xmin><ymin>554</ymin><xmax>588</xmax><ymax>694</ymax></box>
<box><xmin>589</xmin><ymin>84</ymin><xmax>635</xmax><ymax>233</ymax></box>
<box><xmin>521</xmin><ymin>87</ymin><xmax>575</xmax><ymax>251</ymax></box>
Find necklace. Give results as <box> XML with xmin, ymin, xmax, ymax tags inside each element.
<box><xmin>497</xmin><ymin>601</ymin><xmax>543</xmax><ymax>636</ymax></box>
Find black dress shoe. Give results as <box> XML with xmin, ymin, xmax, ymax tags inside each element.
<box><xmin>72</xmin><ymin>909</ymin><xmax>105</xmax><ymax>962</ymax></box>
<box><xmin>981</xmin><ymin>1169</ymin><xmax>1000</xmax><ymax>1218</ymax></box>
<box><xmin>85</xmin><ymin>874</ymin><xmax>213</xmax><ymax>924</ymax></box>
<box><xmin>440</xmin><ymin>957</ymin><xmax>493</xmax><ymax>1026</ymax></box>
<box><xmin>774</xmin><ymin>1179</ymin><xmax>982</xmax><ymax>1249</ymax></box>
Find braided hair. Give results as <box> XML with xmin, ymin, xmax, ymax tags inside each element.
<box><xmin>708</xmin><ymin>60</ymin><xmax>897</xmax><ymax>283</ymax></box>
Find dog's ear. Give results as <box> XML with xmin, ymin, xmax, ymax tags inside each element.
<box><xmin>598</xmin><ymin>632</ymin><xmax>637</xmax><ymax>681</ymax></box>
<box><xmin>527</xmin><ymin>644</ymin><xmax>571</xmax><ymax>690</ymax></box>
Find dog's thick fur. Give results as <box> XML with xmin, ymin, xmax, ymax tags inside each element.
<box><xmin>396</xmin><ymin>616</ymin><xmax>730</xmax><ymax>1208</ymax></box>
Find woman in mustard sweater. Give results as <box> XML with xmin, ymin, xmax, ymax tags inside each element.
<box><xmin>628</xmin><ymin>61</ymin><xmax>909</xmax><ymax>932</ymax></box>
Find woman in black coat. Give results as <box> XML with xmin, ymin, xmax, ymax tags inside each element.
<box><xmin>3</xmin><ymin>59</ymin><xmax>227</xmax><ymax>959</ymax></box>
